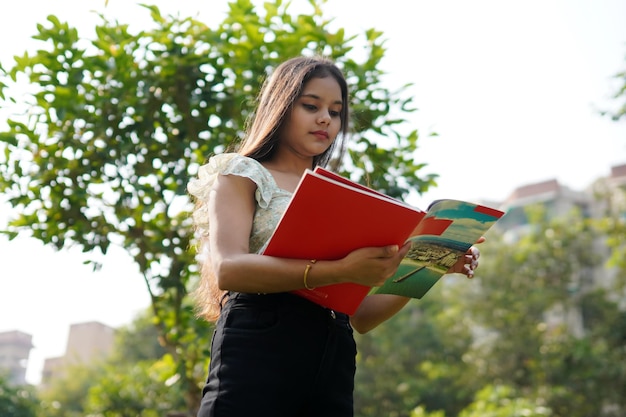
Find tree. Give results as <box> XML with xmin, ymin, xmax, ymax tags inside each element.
<box><xmin>352</xmin><ymin>202</ymin><xmax>626</xmax><ymax>417</ymax></box>
<box><xmin>110</xmin><ymin>309</ymin><xmax>168</xmax><ymax>364</ymax></box>
<box><xmin>591</xmin><ymin>163</ymin><xmax>626</xmax><ymax>288</ymax></box>
<box><xmin>0</xmin><ymin>373</ymin><xmax>38</xmax><ymax>417</ymax></box>
<box><xmin>354</xmin><ymin>293</ymin><xmax>479</xmax><ymax>417</ymax></box>
<box><xmin>0</xmin><ymin>0</ymin><xmax>435</xmax><ymax>414</ymax></box>
<box><xmin>36</xmin><ymin>309</ymin><xmax>187</xmax><ymax>417</ymax></box>
<box><xmin>599</xmin><ymin>47</ymin><xmax>626</xmax><ymax>274</ymax></box>
<box><xmin>37</xmin><ymin>363</ymin><xmax>103</xmax><ymax>417</ymax></box>
<box><xmin>602</xmin><ymin>47</ymin><xmax>626</xmax><ymax>122</ymax></box>
<box><xmin>463</xmin><ymin>206</ymin><xmax>625</xmax><ymax>417</ymax></box>
<box><xmin>457</xmin><ymin>385</ymin><xmax>552</xmax><ymax>417</ymax></box>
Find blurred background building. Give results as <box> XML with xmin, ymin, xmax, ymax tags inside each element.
<box><xmin>39</xmin><ymin>321</ymin><xmax>115</xmax><ymax>389</ymax></box>
<box><xmin>494</xmin><ymin>162</ymin><xmax>626</xmax><ymax>337</ymax></box>
<box><xmin>0</xmin><ymin>330</ymin><xmax>33</xmax><ymax>385</ymax></box>
<box><xmin>0</xmin><ymin>321</ymin><xmax>116</xmax><ymax>388</ymax></box>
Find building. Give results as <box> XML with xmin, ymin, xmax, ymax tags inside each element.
<box><xmin>496</xmin><ymin>179</ymin><xmax>592</xmax><ymax>241</ymax></box>
<box><xmin>493</xmin><ymin>162</ymin><xmax>626</xmax><ymax>335</ymax></box>
<box><xmin>0</xmin><ymin>330</ymin><xmax>33</xmax><ymax>385</ymax></box>
<box><xmin>64</xmin><ymin>321</ymin><xmax>116</xmax><ymax>364</ymax></box>
<box><xmin>40</xmin><ymin>321</ymin><xmax>116</xmax><ymax>388</ymax></box>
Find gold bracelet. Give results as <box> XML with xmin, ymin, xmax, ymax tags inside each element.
<box><xmin>303</xmin><ymin>259</ymin><xmax>317</xmax><ymax>290</ymax></box>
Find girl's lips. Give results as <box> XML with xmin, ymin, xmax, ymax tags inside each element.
<box><xmin>312</xmin><ymin>130</ymin><xmax>329</xmax><ymax>139</ymax></box>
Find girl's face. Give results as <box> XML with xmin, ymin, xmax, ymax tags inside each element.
<box><xmin>278</xmin><ymin>76</ymin><xmax>343</xmax><ymax>159</ymax></box>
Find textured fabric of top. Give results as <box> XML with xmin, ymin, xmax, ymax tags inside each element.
<box><xmin>187</xmin><ymin>153</ymin><xmax>292</xmax><ymax>254</ymax></box>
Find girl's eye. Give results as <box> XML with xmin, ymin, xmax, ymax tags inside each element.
<box><xmin>302</xmin><ymin>103</ymin><xmax>341</xmax><ymax>117</ymax></box>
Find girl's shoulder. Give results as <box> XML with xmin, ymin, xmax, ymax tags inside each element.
<box><xmin>188</xmin><ymin>153</ymin><xmax>282</xmax><ymax>203</ymax></box>
<box><xmin>214</xmin><ymin>153</ymin><xmax>269</xmax><ymax>180</ymax></box>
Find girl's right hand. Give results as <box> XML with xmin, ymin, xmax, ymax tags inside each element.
<box><xmin>339</xmin><ymin>242</ymin><xmax>412</xmax><ymax>287</ymax></box>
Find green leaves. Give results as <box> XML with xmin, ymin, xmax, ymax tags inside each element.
<box><xmin>0</xmin><ymin>373</ymin><xmax>39</xmax><ymax>417</ymax></box>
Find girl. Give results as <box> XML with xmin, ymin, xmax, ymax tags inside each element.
<box><xmin>188</xmin><ymin>55</ymin><xmax>480</xmax><ymax>417</ymax></box>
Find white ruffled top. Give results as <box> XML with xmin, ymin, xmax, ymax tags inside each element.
<box><xmin>187</xmin><ymin>153</ymin><xmax>292</xmax><ymax>254</ymax></box>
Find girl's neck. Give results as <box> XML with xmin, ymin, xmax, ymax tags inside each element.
<box><xmin>262</xmin><ymin>155</ymin><xmax>313</xmax><ymax>193</ymax></box>
<box><xmin>262</xmin><ymin>153</ymin><xmax>313</xmax><ymax>176</ymax></box>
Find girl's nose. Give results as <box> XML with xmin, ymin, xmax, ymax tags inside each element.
<box><xmin>318</xmin><ymin>111</ymin><xmax>331</xmax><ymax>124</ymax></box>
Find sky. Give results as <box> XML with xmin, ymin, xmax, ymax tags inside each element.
<box><xmin>1</xmin><ymin>0</ymin><xmax>625</xmax><ymax>385</ymax></box>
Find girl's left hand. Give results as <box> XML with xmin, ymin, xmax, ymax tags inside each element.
<box><xmin>447</xmin><ymin>236</ymin><xmax>485</xmax><ymax>278</ymax></box>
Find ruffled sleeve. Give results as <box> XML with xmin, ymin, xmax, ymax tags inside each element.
<box><xmin>187</xmin><ymin>153</ymin><xmax>282</xmax><ymax>239</ymax></box>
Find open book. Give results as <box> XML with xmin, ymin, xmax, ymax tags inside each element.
<box><xmin>262</xmin><ymin>166</ymin><xmax>505</xmax><ymax>315</ymax></box>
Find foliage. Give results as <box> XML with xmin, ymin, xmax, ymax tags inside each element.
<box><xmin>81</xmin><ymin>311</ymin><xmax>189</xmax><ymax>416</ymax></box>
<box><xmin>84</xmin><ymin>356</ymin><xmax>188</xmax><ymax>417</ymax></box>
<box><xmin>460</xmin><ymin>207</ymin><xmax>625</xmax><ymax>417</ymax></box>
<box><xmin>37</xmin><ymin>363</ymin><xmax>103</xmax><ymax>417</ymax></box>
<box><xmin>592</xmin><ymin>178</ymin><xmax>626</xmax><ymax>288</ymax></box>
<box><xmin>354</xmin><ymin>204</ymin><xmax>625</xmax><ymax>417</ymax></box>
<box><xmin>110</xmin><ymin>310</ymin><xmax>168</xmax><ymax>363</ymax></box>
<box><xmin>354</xmin><ymin>284</ymin><xmax>479</xmax><ymax>417</ymax></box>
<box><xmin>37</xmin><ymin>308</ymin><xmax>190</xmax><ymax>417</ymax></box>
<box><xmin>601</xmin><ymin>48</ymin><xmax>626</xmax><ymax>121</ymax></box>
<box><xmin>0</xmin><ymin>1</ymin><xmax>434</xmax><ymax>413</ymax></box>
<box><xmin>0</xmin><ymin>373</ymin><xmax>39</xmax><ymax>417</ymax></box>
<box><xmin>458</xmin><ymin>385</ymin><xmax>552</xmax><ymax>417</ymax></box>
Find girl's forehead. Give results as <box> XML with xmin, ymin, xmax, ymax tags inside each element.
<box><xmin>301</xmin><ymin>77</ymin><xmax>343</xmax><ymax>103</ymax></box>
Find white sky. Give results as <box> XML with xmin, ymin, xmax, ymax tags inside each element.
<box><xmin>1</xmin><ymin>0</ymin><xmax>625</xmax><ymax>384</ymax></box>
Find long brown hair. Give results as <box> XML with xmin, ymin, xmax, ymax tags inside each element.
<box><xmin>192</xmin><ymin>56</ymin><xmax>351</xmax><ymax>322</ymax></box>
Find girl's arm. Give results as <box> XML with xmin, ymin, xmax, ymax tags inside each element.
<box><xmin>208</xmin><ymin>173</ymin><xmax>411</xmax><ymax>294</ymax></box>
<box><xmin>350</xmin><ymin>294</ymin><xmax>412</xmax><ymax>334</ymax></box>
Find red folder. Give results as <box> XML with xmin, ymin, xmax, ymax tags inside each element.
<box><xmin>263</xmin><ymin>168</ymin><xmax>426</xmax><ymax>315</ymax></box>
